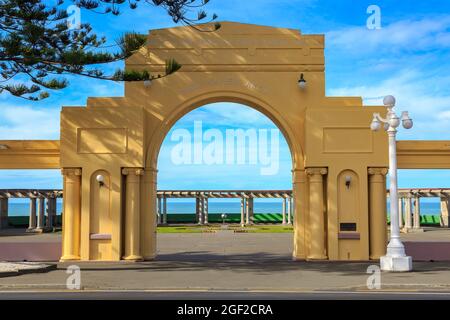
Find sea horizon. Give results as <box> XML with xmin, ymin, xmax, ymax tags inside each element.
<box><xmin>3</xmin><ymin>200</ymin><xmax>443</xmax><ymax>216</ymax></box>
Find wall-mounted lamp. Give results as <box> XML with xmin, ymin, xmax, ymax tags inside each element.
<box><xmin>298</xmin><ymin>73</ymin><xmax>307</xmax><ymax>89</ymax></box>
<box><xmin>345</xmin><ymin>175</ymin><xmax>352</xmax><ymax>189</ymax></box>
<box><xmin>96</xmin><ymin>174</ymin><xmax>105</xmax><ymax>187</ymax></box>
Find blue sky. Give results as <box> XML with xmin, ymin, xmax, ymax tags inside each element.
<box><xmin>1</xmin><ymin>0</ymin><xmax>450</xmax><ymax>190</ymax></box>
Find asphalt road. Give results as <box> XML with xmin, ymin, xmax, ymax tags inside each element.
<box><xmin>0</xmin><ymin>290</ymin><xmax>449</xmax><ymax>300</ymax></box>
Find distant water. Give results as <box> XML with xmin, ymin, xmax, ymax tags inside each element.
<box><xmin>5</xmin><ymin>200</ymin><xmax>442</xmax><ymax>216</ymax></box>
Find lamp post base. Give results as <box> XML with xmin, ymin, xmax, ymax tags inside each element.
<box><xmin>380</xmin><ymin>255</ymin><xmax>412</xmax><ymax>272</ymax></box>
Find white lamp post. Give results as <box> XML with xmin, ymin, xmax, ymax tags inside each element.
<box><xmin>370</xmin><ymin>95</ymin><xmax>413</xmax><ymax>272</ymax></box>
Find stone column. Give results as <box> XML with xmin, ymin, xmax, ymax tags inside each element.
<box><xmin>282</xmin><ymin>198</ymin><xmax>287</xmax><ymax>225</ymax></box>
<box><xmin>368</xmin><ymin>168</ymin><xmax>388</xmax><ymax>260</ymax></box>
<box><xmin>306</xmin><ymin>168</ymin><xmax>328</xmax><ymax>260</ymax></box>
<box><xmin>398</xmin><ymin>198</ymin><xmax>404</xmax><ymax>229</ymax></box>
<box><xmin>36</xmin><ymin>197</ymin><xmax>45</xmax><ymax>231</ymax></box>
<box><xmin>413</xmin><ymin>195</ymin><xmax>422</xmax><ymax>231</ymax></box>
<box><xmin>440</xmin><ymin>196</ymin><xmax>449</xmax><ymax>227</ymax></box>
<box><xmin>61</xmin><ymin>168</ymin><xmax>82</xmax><ymax>261</ymax></box>
<box><xmin>404</xmin><ymin>196</ymin><xmax>413</xmax><ymax>231</ymax></box>
<box><xmin>51</xmin><ymin>197</ymin><xmax>57</xmax><ymax>226</ymax></box>
<box><xmin>141</xmin><ymin>168</ymin><xmax>158</xmax><ymax>261</ymax></box>
<box><xmin>244</xmin><ymin>197</ymin><xmax>254</xmax><ymax>225</ymax></box>
<box><xmin>122</xmin><ymin>168</ymin><xmax>143</xmax><ymax>261</ymax></box>
<box><xmin>45</xmin><ymin>197</ymin><xmax>55</xmax><ymax>229</ymax></box>
<box><xmin>245</xmin><ymin>197</ymin><xmax>250</xmax><ymax>225</ymax></box>
<box><xmin>163</xmin><ymin>197</ymin><xmax>167</xmax><ymax>225</ymax></box>
<box><xmin>287</xmin><ymin>197</ymin><xmax>292</xmax><ymax>225</ymax></box>
<box><xmin>157</xmin><ymin>197</ymin><xmax>162</xmax><ymax>225</ymax></box>
<box><xmin>204</xmin><ymin>197</ymin><xmax>209</xmax><ymax>225</ymax></box>
<box><xmin>28</xmin><ymin>198</ymin><xmax>37</xmax><ymax>230</ymax></box>
<box><xmin>248</xmin><ymin>197</ymin><xmax>254</xmax><ymax>224</ymax></box>
<box><xmin>293</xmin><ymin>169</ymin><xmax>307</xmax><ymax>260</ymax></box>
<box><xmin>240</xmin><ymin>197</ymin><xmax>245</xmax><ymax>226</ymax></box>
<box><xmin>195</xmin><ymin>198</ymin><xmax>199</xmax><ymax>224</ymax></box>
<box><xmin>0</xmin><ymin>198</ymin><xmax>8</xmax><ymax>229</ymax></box>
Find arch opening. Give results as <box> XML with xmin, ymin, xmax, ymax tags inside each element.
<box><xmin>154</xmin><ymin>101</ymin><xmax>295</xmax><ymax>260</ymax></box>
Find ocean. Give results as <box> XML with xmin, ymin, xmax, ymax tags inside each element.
<box><xmin>4</xmin><ymin>199</ymin><xmax>443</xmax><ymax>216</ymax></box>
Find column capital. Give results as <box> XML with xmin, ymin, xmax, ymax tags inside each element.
<box><xmin>143</xmin><ymin>167</ymin><xmax>158</xmax><ymax>183</ymax></box>
<box><xmin>368</xmin><ymin>167</ymin><xmax>388</xmax><ymax>176</ymax></box>
<box><xmin>122</xmin><ymin>168</ymin><xmax>144</xmax><ymax>176</ymax></box>
<box><xmin>144</xmin><ymin>167</ymin><xmax>158</xmax><ymax>174</ymax></box>
<box><xmin>61</xmin><ymin>168</ymin><xmax>82</xmax><ymax>177</ymax></box>
<box><xmin>292</xmin><ymin>169</ymin><xmax>307</xmax><ymax>184</ymax></box>
<box><xmin>305</xmin><ymin>167</ymin><xmax>328</xmax><ymax>176</ymax></box>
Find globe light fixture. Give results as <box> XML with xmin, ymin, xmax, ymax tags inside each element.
<box><xmin>96</xmin><ymin>174</ymin><xmax>105</xmax><ymax>187</ymax></box>
<box><xmin>298</xmin><ymin>73</ymin><xmax>307</xmax><ymax>89</ymax></box>
<box><xmin>370</xmin><ymin>95</ymin><xmax>413</xmax><ymax>272</ymax></box>
<box><xmin>370</xmin><ymin>115</ymin><xmax>381</xmax><ymax>131</ymax></box>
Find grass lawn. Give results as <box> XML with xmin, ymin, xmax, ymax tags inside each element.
<box><xmin>157</xmin><ymin>226</ymin><xmax>205</xmax><ymax>233</ymax></box>
<box><xmin>157</xmin><ymin>224</ymin><xmax>294</xmax><ymax>233</ymax></box>
<box><xmin>245</xmin><ymin>225</ymin><xmax>294</xmax><ymax>233</ymax></box>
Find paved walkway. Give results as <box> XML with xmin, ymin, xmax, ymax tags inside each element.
<box><xmin>0</xmin><ymin>229</ymin><xmax>449</xmax><ymax>293</ymax></box>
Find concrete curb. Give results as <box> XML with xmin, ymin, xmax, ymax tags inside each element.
<box><xmin>0</xmin><ymin>263</ymin><xmax>57</xmax><ymax>278</ymax></box>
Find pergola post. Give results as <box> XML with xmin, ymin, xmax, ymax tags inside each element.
<box><xmin>404</xmin><ymin>196</ymin><xmax>413</xmax><ymax>231</ymax></box>
<box><xmin>0</xmin><ymin>198</ymin><xmax>9</xmax><ymax>229</ymax></box>
<box><xmin>203</xmin><ymin>197</ymin><xmax>209</xmax><ymax>225</ymax></box>
<box><xmin>196</xmin><ymin>197</ymin><xmax>203</xmax><ymax>225</ymax></box>
<box><xmin>282</xmin><ymin>198</ymin><xmax>287</xmax><ymax>225</ymax></box>
<box><xmin>440</xmin><ymin>195</ymin><xmax>449</xmax><ymax>227</ymax></box>
<box><xmin>45</xmin><ymin>197</ymin><xmax>55</xmax><ymax>230</ymax></box>
<box><xmin>240</xmin><ymin>197</ymin><xmax>245</xmax><ymax>226</ymax></box>
<box><xmin>162</xmin><ymin>197</ymin><xmax>167</xmax><ymax>225</ymax></box>
<box><xmin>413</xmin><ymin>195</ymin><xmax>423</xmax><ymax>231</ymax></box>
<box><xmin>157</xmin><ymin>197</ymin><xmax>162</xmax><ymax>225</ymax></box>
<box><xmin>398</xmin><ymin>198</ymin><xmax>404</xmax><ymax>229</ymax></box>
<box><xmin>28</xmin><ymin>198</ymin><xmax>37</xmax><ymax>231</ymax></box>
<box><xmin>246</xmin><ymin>197</ymin><xmax>254</xmax><ymax>225</ymax></box>
<box><xmin>287</xmin><ymin>197</ymin><xmax>292</xmax><ymax>225</ymax></box>
<box><xmin>36</xmin><ymin>197</ymin><xmax>45</xmax><ymax>231</ymax></box>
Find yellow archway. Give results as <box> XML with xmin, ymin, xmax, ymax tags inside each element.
<box><xmin>53</xmin><ymin>22</ymin><xmax>409</xmax><ymax>262</ymax></box>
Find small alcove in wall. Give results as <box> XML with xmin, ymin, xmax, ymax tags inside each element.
<box><xmin>89</xmin><ymin>170</ymin><xmax>112</xmax><ymax>260</ymax></box>
<box><xmin>337</xmin><ymin>169</ymin><xmax>361</xmax><ymax>260</ymax></box>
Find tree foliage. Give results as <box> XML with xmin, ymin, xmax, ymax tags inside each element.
<box><xmin>0</xmin><ymin>0</ymin><xmax>219</xmax><ymax>100</ymax></box>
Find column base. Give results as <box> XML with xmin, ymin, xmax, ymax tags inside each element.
<box><xmin>292</xmin><ymin>254</ymin><xmax>306</xmax><ymax>261</ymax></box>
<box><xmin>380</xmin><ymin>255</ymin><xmax>412</xmax><ymax>272</ymax></box>
<box><xmin>369</xmin><ymin>254</ymin><xmax>385</xmax><ymax>260</ymax></box>
<box><xmin>60</xmin><ymin>255</ymin><xmax>81</xmax><ymax>262</ymax></box>
<box><xmin>123</xmin><ymin>255</ymin><xmax>144</xmax><ymax>262</ymax></box>
<box><xmin>410</xmin><ymin>228</ymin><xmax>424</xmax><ymax>233</ymax></box>
<box><xmin>142</xmin><ymin>254</ymin><xmax>156</xmax><ymax>261</ymax></box>
<box><xmin>307</xmin><ymin>254</ymin><xmax>328</xmax><ymax>260</ymax></box>
<box><xmin>401</xmin><ymin>227</ymin><xmax>412</xmax><ymax>233</ymax></box>
<box><xmin>440</xmin><ymin>216</ymin><xmax>449</xmax><ymax>227</ymax></box>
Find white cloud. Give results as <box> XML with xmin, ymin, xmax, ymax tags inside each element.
<box><xmin>327</xmin><ymin>16</ymin><xmax>450</xmax><ymax>54</ymax></box>
<box><xmin>328</xmin><ymin>69</ymin><xmax>450</xmax><ymax>140</ymax></box>
<box><xmin>0</xmin><ymin>105</ymin><xmax>60</xmax><ymax>140</ymax></box>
